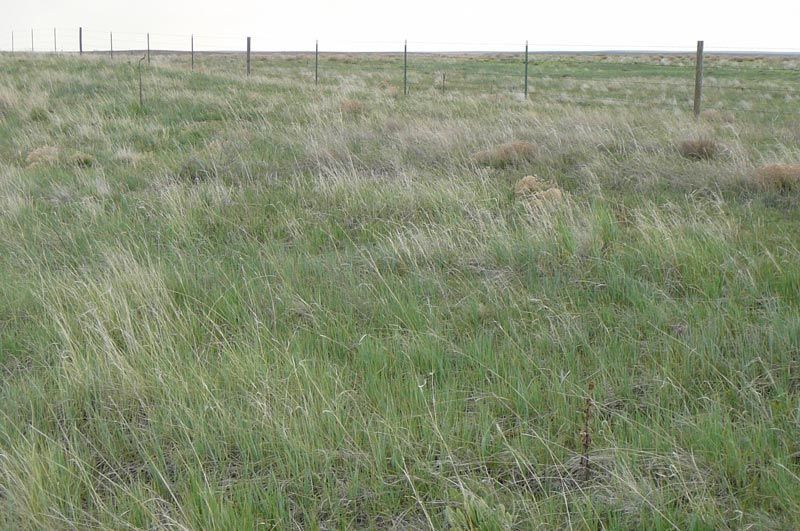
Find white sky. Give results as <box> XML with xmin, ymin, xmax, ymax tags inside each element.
<box><xmin>5</xmin><ymin>0</ymin><xmax>800</xmax><ymax>53</ymax></box>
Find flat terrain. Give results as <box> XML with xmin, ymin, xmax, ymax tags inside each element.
<box><xmin>1</xmin><ymin>52</ymin><xmax>799</xmax><ymax>529</ymax></box>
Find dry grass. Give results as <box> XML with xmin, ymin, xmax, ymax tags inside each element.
<box><xmin>70</xmin><ymin>152</ymin><xmax>95</xmax><ymax>168</ymax></box>
<box><xmin>752</xmin><ymin>164</ymin><xmax>800</xmax><ymax>191</ymax></box>
<box><xmin>473</xmin><ymin>141</ymin><xmax>539</xmax><ymax>168</ymax></box>
<box><xmin>25</xmin><ymin>146</ymin><xmax>60</xmax><ymax>167</ymax></box>
<box><xmin>339</xmin><ymin>98</ymin><xmax>366</xmax><ymax>116</ymax></box>
<box><xmin>514</xmin><ymin>175</ymin><xmax>565</xmax><ymax>207</ymax></box>
<box><xmin>679</xmin><ymin>138</ymin><xmax>719</xmax><ymax>160</ymax></box>
<box><xmin>514</xmin><ymin>175</ymin><xmax>552</xmax><ymax>197</ymax></box>
<box><xmin>700</xmin><ymin>109</ymin><xmax>735</xmax><ymax>123</ymax></box>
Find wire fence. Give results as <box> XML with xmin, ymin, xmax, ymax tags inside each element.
<box><xmin>4</xmin><ymin>27</ymin><xmax>800</xmax><ymax>119</ymax></box>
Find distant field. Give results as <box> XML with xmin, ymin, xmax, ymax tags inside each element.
<box><xmin>0</xmin><ymin>52</ymin><xmax>799</xmax><ymax>529</ymax></box>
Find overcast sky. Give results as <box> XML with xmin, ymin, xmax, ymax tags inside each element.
<box><xmin>5</xmin><ymin>0</ymin><xmax>800</xmax><ymax>52</ymax></box>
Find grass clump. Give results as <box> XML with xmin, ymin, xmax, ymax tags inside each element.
<box><xmin>679</xmin><ymin>137</ymin><xmax>719</xmax><ymax>160</ymax></box>
<box><xmin>70</xmin><ymin>152</ymin><xmax>95</xmax><ymax>168</ymax></box>
<box><xmin>514</xmin><ymin>174</ymin><xmax>565</xmax><ymax>207</ymax></box>
<box><xmin>24</xmin><ymin>145</ymin><xmax>59</xmax><ymax>167</ymax></box>
<box><xmin>177</xmin><ymin>155</ymin><xmax>214</xmax><ymax>183</ymax></box>
<box><xmin>473</xmin><ymin>141</ymin><xmax>538</xmax><ymax>168</ymax></box>
<box><xmin>339</xmin><ymin>98</ymin><xmax>366</xmax><ymax>116</ymax></box>
<box><xmin>752</xmin><ymin>163</ymin><xmax>800</xmax><ymax>191</ymax></box>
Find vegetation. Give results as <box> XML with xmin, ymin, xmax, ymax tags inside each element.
<box><xmin>0</xmin><ymin>51</ymin><xmax>799</xmax><ymax>529</ymax></box>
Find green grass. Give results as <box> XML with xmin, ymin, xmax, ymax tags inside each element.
<box><xmin>0</xmin><ymin>51</ymin><xmax>799</xmax><ymax>529</ymax></box>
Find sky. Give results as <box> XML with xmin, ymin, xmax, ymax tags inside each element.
<box><xmin>4</xmin><ymin>0</ymin><xmax>800</xmax><ymax>53</ymax></box>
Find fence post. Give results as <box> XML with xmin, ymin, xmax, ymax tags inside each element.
<box><xmin>246</xmin><ymin>37</ymin><xmax>251</xmax><ymax>76</ymax></box>
<box><xmin>11</xmin><ymin>31</ymin><xmax>13</xmax><ymax>53</ymax></box>
<box><xmin>53</xmin><ymin>28</ymin><xmax>57</xmax><ymax>53</ymax></box>
<box><xmin>110</xmin><ymin>32</ymin><xmax>113</xmax><ymax>59</ymax></box>
<box><xmin>147</xmin><ymin>33</ymin><xmax>150</xmax><ymax>64</ymax></box>
<box><xmin>31</xmin><ymin>29</ymin><xmax>33</xmax><ymax>52</ymax></box>
<box><xmin>524</xmin><ymin>41</ymin><xmax>529</xmax><ymax>100</ymax></box>
<box><xmin>191</xmin><ymin>34</ymin><xmax>194</xmax><ymax>70</ymax></box>
<box><xmin>693</xmin><ymin>40</ymin><xmax>704</xmax><ymax>118</ymax></box>
<box><xmin>79</xmin><ymin>27</ymin><xmax>82</xmax><ymax>55</ymax></box>
<box><xmin>315</xmin><ymin>40</ymin><xmax>319</xmax><ymax>85</ymax></box>
<box><xmin>403</xmin><ymin>40</ymin><xmax>408</xmax><ymax>96</ymax></box>
<box><xmin>442</xmin><ymin>72</ymin><xmax>446</xmax><ymax>94</ymax></box>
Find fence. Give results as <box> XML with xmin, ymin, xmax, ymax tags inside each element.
<box><xmin>5</xmin><ymin>27</ymin><xmax>800</xmax><ymax>119</ymax></box>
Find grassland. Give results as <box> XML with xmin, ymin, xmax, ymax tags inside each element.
<box><xmin>0</xmin><ymin>51</ymin><xmax>799</xmax><ymax>529</ymax></box>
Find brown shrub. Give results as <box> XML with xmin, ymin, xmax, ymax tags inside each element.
<box><xmin>473</xmin><ymin>141</ymin><xmax>538</xmax><ymax>169</ymax></box>
<box><xmin>752</xmin><ymin>164</ymin><xmax>800</xmax><ymax>192</ymax></box>
<box><xmin>678</xmin><ymin>138</ymin><xmax>718</xmax><ymax>161</ymax></box>
<box><xmin>25</xmin><ymin>146</ymin><xmax>60</xmax><ymax>167</ymax></box>
<box><xmin>339</xmin><ymin>99</ymin><xmax>365</xmax><ymax>116</ymax></box>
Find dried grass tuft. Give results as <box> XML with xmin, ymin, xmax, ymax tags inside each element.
<box><xmin>25</xmin><ymin>146</ymin><xmax>60</xmax><ymax>167</ymax></box>
<box><xmin>514</xmin><ymin>175</ymin><xmax>551</xmax><ymax>197</ymax></box>
<box><xmin>752</xmin><ymin>164</ymin><xmax>800</xmax><ymax>192</ymax></box>
<box><xmin>339</xmin><ymin>98</ymin><xmax>366</xmax><ymax>116</ymax></box>
<box><xmin>678</xmin><ymin>138</ymin><xmax>718</xmax><ymax>161</ymax></box>
<box><xmin>473</xmin><ymin>141</ymin><xmax>539</xmax><ymax>169</ymax></box>
<box><xmin>514</xmin><ymin>175</ymin><xmax>565</xmax><ymax>207</ymax></box>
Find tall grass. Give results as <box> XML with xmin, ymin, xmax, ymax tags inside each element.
<box><xmin>0</xmin><ymin>52</ymin><xmax>799</xmax><ymax>529</ymax></box>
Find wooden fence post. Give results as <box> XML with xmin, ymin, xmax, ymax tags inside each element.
<box><xmin>246</xmin><ymin>37</ymin><xmax>251</xmax><ymax>76</ymax></box>
<box><xmin>524</xmin><ymin>41</ymin><xmax>529</xmax><ymax>100</ymax></box>
<box><xmin>191</xmin><ymin>34</ymin><xmax>194</xmax><ymax>70</ymax></box>
<box><xmin>442</xmin><ymin>72</ymin><xmax>446</xmax><ymax>94</ymax></box>
<box><xmin>693</xmin><ymin>40</ymin><xmax>704</xmax><ymax>118</ymax></box>
<box><xmin>79</xmin><ymin>27</ymin><xmax>82</xmax><ymax>55</ymax></box>
<box><xmin>403</xmin><ymin>40</ymin><xmax>408</xmax><ymax>96</ymax></box>
<box><xmin>315</xmin><ymin>40</ymin><xmax>319</xmax><ymax>85</ymax></box>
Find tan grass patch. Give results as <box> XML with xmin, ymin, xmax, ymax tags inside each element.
<box><xmin>678</xmin><ymin>138</ymin><xmax>718</xmax><ymax>161</ymax></box>
<box><xmin>25</xmin><ymin>146</ymin><xmax>60</xmax><ymax>167</ymax></box>
<box><xmin>473</xmin><ymin>141</ymin><xmax>538</xmax><ymax>169</ymax></box>
<box><xmin>752</xmin><ymin>164</ymin><xmax>800</xmax><ymax>191</ymax></box>
<box><xmin>514</xmin><ymin>175</ymin><xmax>565</xmax><ymax>208</ymax></box>
<box><xmin>514</xmin><ymin>175</ymin><xmax>551</xmax><ymax>197</ymax></box>
<box><xmin>339</xmin><ymin>98</ymin><xmax>366</xmax><ymax>116</ymax></box>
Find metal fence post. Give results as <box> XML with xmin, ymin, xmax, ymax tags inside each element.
<box><xmin>403</xmin><ymin>40</ymin><xmax>408</xmax><ymax>96</ymax></box>
<box><xmin>246</xmin><ymin>37</ymin><xmax>251</xmax><ymax>76</ymax></box>
<box><xmin>315</xmin><ymin>40</ymin><xmax>319</xmax><ymax>85</ymax></box>
<box><xmin>53</xmin><ymin>28</ymin><xmax>57</xmax><ymax>53</ymax></box>
<box><xmin>524</xmin><ymin>41</ymin><xmax>529</xmax><ymax>100</ymax></box>
<box><xmin>693</xmin><ymin>40</ymin><xmax>704</xmax><ymax>118</ymax></box>
<box><xmin>110</xmin><ymin>32</ymin><xmax>113</xmax><ymax>59</ymax></box>
<box><xmin>79</xmin><ymin>27</ymin><xmax>82</xmax><ymax>55</ymax></box>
